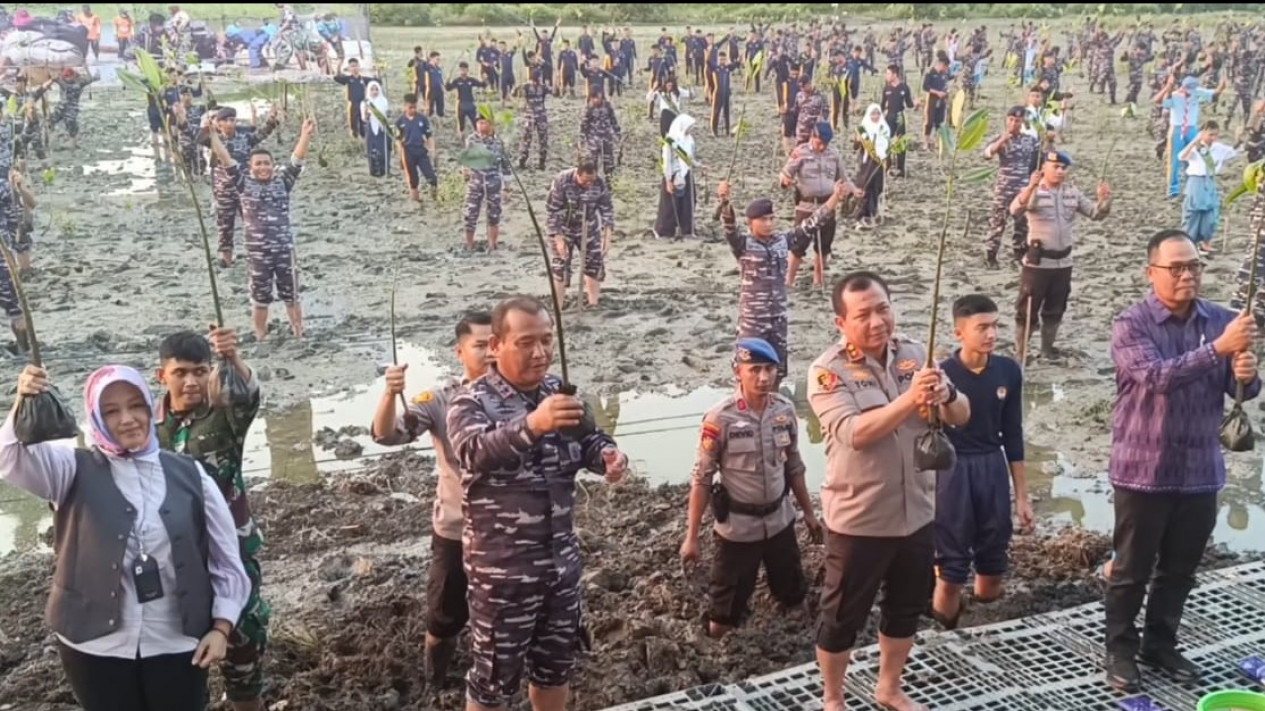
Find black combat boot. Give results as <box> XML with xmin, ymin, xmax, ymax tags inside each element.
<box><xmin>425</xmin><ymin>636</ymin><xmax>457</xmax><ymax>688</ymax></box>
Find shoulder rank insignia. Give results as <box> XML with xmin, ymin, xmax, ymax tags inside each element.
<box><xmin>412</xmin><ymin>391</ymin><xmax>435</xmax><ymax>405</ymax></box>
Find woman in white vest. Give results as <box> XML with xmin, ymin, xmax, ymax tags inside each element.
<box><xmin>1</xmin><ymin>363</ymin><xmax>249</xmax><ymax>711</ymax></box>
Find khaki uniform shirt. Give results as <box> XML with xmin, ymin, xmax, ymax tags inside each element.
<box><xmin>689</xmin><ymin>391</ymin><xmax>805</xmax><ymax>543</ymax></box>
<box><xmin>781</xmin><ymin>144</ymin><xmax>847</xmax><ymax>204</ymax></box>
<box><xmin>1010</xmin><ymin>183</ymin><xmax>1109</xmax><ymax>270</ymax></box>
<box><xmin>808</xmin><ymin>335</ymin><xmax>936</xmax><ymax>537</ymax></box>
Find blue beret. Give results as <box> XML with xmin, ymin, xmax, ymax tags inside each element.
<box><xmin>735</xmin><ymin>337</ymin><xmax>780</xmax><ymax>365</ymax></box>
<box><xmin>1045</xmin><ymin>149</ymin><xmax>1072</xmax><ymax>166</ymax></box>
<box><xmin>745</xmin><ymin>197</ymin><xmax>774</xmax><ymax>219</ymax></box>
<box><xmin>814</xmin><ymin>121</ymin><xmax>833</xmax><ymax>144</ymax></box>
<box><xmin>215</xmin><ymin>106</ymin><xmax>237</xmax><ymax>120</ymax></box>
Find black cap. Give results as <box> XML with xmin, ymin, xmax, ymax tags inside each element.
<box><xmin>745</xmin><ymin>198</ymin><xmax>775</xmax><ymax>219</ymax></box>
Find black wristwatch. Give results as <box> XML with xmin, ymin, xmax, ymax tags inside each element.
<box><xmin>944</xmin><ymin>382</ymin><xmax>959</xmax><ymax>405</ymax></box>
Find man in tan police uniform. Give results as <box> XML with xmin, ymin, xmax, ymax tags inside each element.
<box><xmin>807</xmin><ymin>271</ymin><xmax>971</xmax><ymax>711</ymax></box>
<box><xmin>680</xmin><ymin>337</ymin><xmax>824</xmax><ymax>638</ymax></box>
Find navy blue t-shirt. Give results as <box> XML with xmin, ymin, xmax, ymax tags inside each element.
<box><xmin>940</xmin><ymin>351</ymin><xmax>1025</xmax><ymax>463</ymax></box>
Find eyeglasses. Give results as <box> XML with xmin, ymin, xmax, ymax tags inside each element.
<box><xmin>1149</xmin><ymin>261</ymin><xmax>1205</xmax><ymax>277</ymax></box>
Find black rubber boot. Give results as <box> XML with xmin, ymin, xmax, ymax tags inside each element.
<box><xmin>1040</xmin><ymin>321</ymin><xmax>1063</xmax><ymax>361</ymax></box>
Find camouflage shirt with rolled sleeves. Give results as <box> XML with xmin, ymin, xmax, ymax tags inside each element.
<box><xmin>985</xmin><ymin>132</ymin><xmax>1040</xmax><ymax>195</ymax></box>
<box><xmin>197</xmin><ymin>119</ymin><xmax>280</xmax><ymax>187</ymax></box>
<box><xmin>581</xmin><ymin>102</ymin><xmax>621</xmax><ymax>143</ymax></box>
<box><xmin>465</xmin><ymin>133</ymin><xmax>511</xmax><ymax>182</ymax></box>
<box><xmin>371</xmin><ymin>377</ymin><xmax>467</xmax><ymax>542</ymax></box>
<box><xmin>719</xmin><ymin>199</ymin><xmax>831</xmax><ymax>318</ymax></box>
<box><xmin>689</xmin><ymin>392</ymin><xmax>804</xmax><ymax>543</ymax></box>
<box><xmin>807</xmin><ymin>335</ymin><xmax>937</xmax><ymax>537</ymax></box>
<box><xmin>231</xmin><ymin>160</ymin><xmax>303</xmax><ymax>251</ymax></box>
<box><xmin>546</xmin><ymin>168</ymin><xmax>615</xmax><ymax>238</ymax></box>
<box><xmin>446</xmin><ymin>368</ymin><xmax>617</xmax><ymax>578</ymax></box>
<box><xmin>156</xmin><ymin>369</ymin><xmax>263</xmax><ymax>558</ymax></box>
<box><xmin>1010</xmin><ymin>184</ymin><xmax>1109</xmax><ymax>270</ymax></box>
<box><xmin>793</xmin><ymin>90</ymin><xmax>827</xmax><ymax>142</ymax></box>
<box><xmin>781</xmin><ymin>144</ymin><xmax>848</xmax><ymax>203</ymax></box>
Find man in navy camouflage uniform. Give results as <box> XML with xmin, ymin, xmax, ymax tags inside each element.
<box><xmin>517</xmin><ymin>69</ymin><xmax>550</xmax><ymax>170</ymax></box>
<box><xmin>208</xmin><ymin>117</ymin><xmax>314</xmax><ymax>342</ymax></box>
<box><xmin>372</xmin><ymin>311</ymin><xmax>493</xmax><ymax>688</ymax></box>
<box><xmin>447</xmin><ymin>295</ymin><xmax>628</xmax><ymax>711</ymax></box>
<box><xmin>580</xmin><ymin>92</ymin><xmax>620</xmax><ymax>177</ymax></box>
<box><xmin>984</xmin><ymin>106</ymin><xmax>1042</xmax><ymax>267</ymax></box>
<box><xmin>171</xmin><ymin>89</ymin><xmax>209</xmax><ymax>177</ymax></box>
<box><xmin>546</xmin><ymin>160</ymin><xmax>614</xmax><ymax>309</ymax></box>
<box><xmin>462</xmin><ymin>116</ymin><xmax>512</xmax><ymax>252</ymax></box>
<box><xmin>716</xmin><ymin>178</ymin><xmax>850</xmax><ymax>383</ymax></box>
<box><xmin>198</xmin><ymin>104</ymin><xmax>280</xmax><ymax>267</ymax></box>
<box><xmin>0</xmin><ymin>167</ymin><xmax>31</xmax><ymax>352</ymax></box>
<box><xmin>48</xmin><ymin>68</ymin><xmax>97</xmax><ymax>149</ymax></box>
<box><xmin>793</xmin><ymin>78</ymin><xmax>827</xmax><ymax>146</ymax></box>
<box><xmin>1123</xmin><ymin>43</ymin><xmax>1152</xmax><ymax>106</ymax></box>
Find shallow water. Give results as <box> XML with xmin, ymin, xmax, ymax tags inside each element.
<box><xmin>3</xmin><ymin>345</ymin><xmax>1263</xmax><ymax>555</ymax></box>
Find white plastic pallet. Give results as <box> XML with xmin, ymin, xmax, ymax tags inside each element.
<box><xmin>602</xmin><ymin>561</ymin><xmax>1265</xmax><ymax>711</ymax></box>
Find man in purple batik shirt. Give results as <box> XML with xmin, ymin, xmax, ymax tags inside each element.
<box><xmin>1104</xmin><ymin>229</ymin><xmax>1261</xmax><ymax>692</ymax></box>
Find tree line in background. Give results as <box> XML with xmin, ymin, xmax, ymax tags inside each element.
<box><xmin>366</xmin><ymin>3</ymin><xmax>1265</xmax><ymax>27</ymax></box>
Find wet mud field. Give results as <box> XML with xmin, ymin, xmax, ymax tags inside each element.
<box><xmin>1</xmin><ymin>21</ymin><xmax>1264</xmax><ymax>711</ymax></box>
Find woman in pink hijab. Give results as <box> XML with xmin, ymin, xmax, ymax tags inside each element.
<box><xmin>0</xmin><ymin>363</ymin><xmax>250</xmax><ymax>711</ymax></box>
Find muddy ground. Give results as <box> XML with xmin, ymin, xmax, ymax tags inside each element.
<box><xmin>1</xmin><ymin>454</ymin><xmax>1252</xmax><ymax>711</ymax></box>
<box><xmin>1</xmin><ymin>19</ymin><xmax>1264</xmax><ymax>711</ymax></box>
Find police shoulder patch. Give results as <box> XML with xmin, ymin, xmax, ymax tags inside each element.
<box><xmin>412</xmin><ymin>390</ymin><xmax>435</xmax><ymax>405</ymax></box>
<box><xmin>896</xmin><ymin>359</ymin><xmax>919</xmax><ymax>373</ymax></box>
<box><xmin>814</xmin><ymin>367</ymin><xmax>841</xmax><ymax>393</ymax></box>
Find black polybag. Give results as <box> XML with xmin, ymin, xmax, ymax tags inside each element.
<box><xmin>207</xmin><ymin>357</ymin><xmax>251</xmax><ymax>409</ymax></box>
<box><xmin>914</xmin><ymin>427</ymin><xmax>958</xmax><ymax>472</ymax></box>
<box><xmin>556</xmin><ymin>383</ymin><xmax>598</xmax><ymax>441</ymax></box>
<box><xmin>1219</xmin><ymin>404</ymin><xmax>1255</xmax><ymax>452</ymax></box>
<box><xmin>14</xmin><ymin>384</ymin><xmax>80</xmax><ymax>444</ymax></box>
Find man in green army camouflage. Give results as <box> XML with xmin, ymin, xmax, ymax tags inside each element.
<box><xmin>155</xmin><ymin>326</ymin><xmax>268</xmax><ymax>711</ymax></box>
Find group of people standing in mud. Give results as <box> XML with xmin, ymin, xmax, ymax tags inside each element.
<box><xmin>4</xmin><ymin>11</ymin><xmax>1265</xmax><ymax>711</ymax></box>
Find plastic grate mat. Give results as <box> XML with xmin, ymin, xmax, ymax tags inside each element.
<box><xmin>945</xmin><ymin>620</ymin><xmax>1104</xmax><ymax>690</ymax></box>
<box><xmin>602</xmin><ymin>561</ymin><xmax>1265</xmax><ymax>711</ymax></box>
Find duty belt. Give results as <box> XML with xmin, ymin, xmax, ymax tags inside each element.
<box><xmin>1039</xmin><ymin>246</ymin><xmax>1072</xmax><ymax>260</ymax></box>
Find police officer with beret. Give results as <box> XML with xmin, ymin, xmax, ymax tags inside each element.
<box><xmin>781</xmin><ymin>121</ymin><xmax>864</xmax><ymax>288</ymax></box>
<box><xmin>717</xmin><ymin>179</ymin><xmax>851</xmax><ymax>383</ymax></box>
<box><xmin>681</xmin><ymin>337</ymin><xmax>823</xmax><ymax>638</ymax></box>
<box><xmin>1010</xmin><ymin>149</ymin><xmax>1111</xmax><ymax>361</ymax></box>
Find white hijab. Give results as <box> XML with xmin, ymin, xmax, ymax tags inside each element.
<box><xmin>859</xmin><ymin>103</ymin><xmax>891</xmax><ymax>161</ymax></box>
<box><xmin>364</xmin><ymin>81</ymin><xmax>388</xmax><ymax>136</ymax></box>
<box><xmin>663</xmin><ymin>113</ymin><xmax>696</xmax><ymax>186</ymax></box>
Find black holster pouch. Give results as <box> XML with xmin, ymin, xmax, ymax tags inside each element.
<box><xmin>711</xmin><ymin>482</ymin><xmax>731</xmax><ymax>524</ymax></box>
<box><xmin>1025</xmin><ymin>240</ymin><xmax>1044</xmax><ymax>266</ymax></box>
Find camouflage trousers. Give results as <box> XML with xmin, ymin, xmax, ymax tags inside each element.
<box><xmin>222</xmin><ymin>554</ymin><xmax>270</xmax><ymax>701</ymax></box>
<box><xmin>0</xmin><ymin>257</ymin><xmax>20</xmax><ymax>318</ymax></box>
<box><xmin>583</xmin><ymin>135</ymin><xmax>615</xmax><ymax>176</ymax></box>
<box><xmin>246</xmin><ymin>246</ymin><xmax>297</xmax><ymax>306</ymax></box>
<box><xmin>550</xmin><ymin>228</ymin><xmax>604</xmax><ymax>285</ymax></box>
<box><xmin>50</xmin><ymin>100</ymin><xmax>82</xmax><ymax>138</ymax></box>
<box><xmin>5</xmin><ymin>212</ymin><xmax>33</xmax><ymax>255</ymax></box>
<box><xmin>462</xmin><ymin>175</ymin><xmax>503</xmax><ymax>232</ymax></box>
<box><xmin>214</xmin><ymin>181</ymin><xmax>242</xmax><ymax>254</ymax></box>
<box><xmin>738</xmin><ymin>313</ymin><xmax>788</xmax><ymax>380</ymax></box>
<box><xmin>1124</xmin><ymin>77</ymin><xmax>1143</xmax><ymax>105</ymax></box>
<box><xmin>519</xmin><ymin>115</ymin><xmax>548</xmax><ymax>165</ymax></box>
<box><xmin>985</xmin><ymin>185</ymin><xmax>1029</xmax><ymax>258</ymax></box>
<box><xmin>1093</xmin><ymin>66</ymin><xmax>1117</xmax><ymax>100</ymax></box>
<box><xmin>465</xmin><ymin>567</ymin><xmax>582</xmax><ymax>708</ymax></box>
